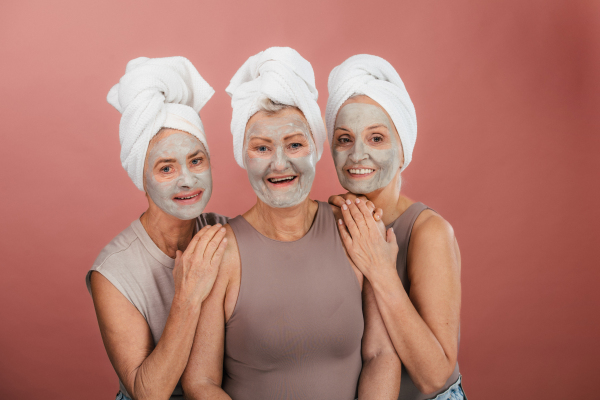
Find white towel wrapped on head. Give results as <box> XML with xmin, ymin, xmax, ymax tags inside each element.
<box><xmin>226</xmin><ymin>47</ymin><xmax>326</xmax><ymax>169</ymax></box>
<box><xmin>107</xmin><ymin>56</ymin><xmax>215</xmax><ymax>191</ymax></box>
<box><xmin>326</xmin><ymin>54</ymin><xmax>417</xmax><ymax>172</ymax></box>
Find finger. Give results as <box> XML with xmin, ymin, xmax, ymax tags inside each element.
<box><xmin>328</xmin><ymin>195</ymin><xmax>346</xmax><ymax>208</ymax></box>
<box><xmin>210</xmin><ymin>237</ymin><xmax>228</xmax><ymax>266</ymax></box>
<box><xmin>386</xmin><ymin>227</ymin><xmax>397</xmax><ymax>244</ymax></box>
<box><xmin>341</xmin><ymin>202</ymin><xmax>361</xmax><ymax>239</ymax></box>
<box><xmin>374</xmin><ymin>208</ymin><xmax>383</xmax><ymax>222</ymax></box>
<box><xmin>348</xmin><ymin>199</ymin><xmax>368</xmax><ymax>230</ymax></box>
<box><xmin>356</xmin><ymin>198</ymin><xmax>379</xmax><ymax>233</ymax></box>
<box><xmin>203</xmin><ymin>226</ymin><xmax>227</xmax><ymax>259</ymax></box>
<box><xmin>365</xmin><ymin>200</ymin><xmax>376</xmax><ymax>212</ymax></box>
<box><xmin>192</xmin><ymin>224</ymin><xmax>223</xmax><ymax>261</ymax></box>
<box><xmin>182</xmin><ymin>225</ymin><xmax>212</xmax><ymax>261</ymax></box>
<box><xmin>337</xmin><ymin>218</ymin><xmax>353</xmax><ymax>249</ymax></box>
<box><xmin>343</xmin><ymin>192</ymin><xmax>358</xmax><ymax>202</ymax></box>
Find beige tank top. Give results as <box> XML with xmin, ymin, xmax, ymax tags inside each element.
<box><xmin>85</xmin><ymin>213</ymin><xmax>228</xmax><ymax>400</ymax></box>
<box><xmin>223</xmin><ymin>201</ymin><xmax>364</xmax><ymax>400</ymax></box>
<box><xmin>388</xmin><ymin>203</ymin><xmax>460</xmax><ymax>400</ymax></box>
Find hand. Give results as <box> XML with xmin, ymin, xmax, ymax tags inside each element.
<box><xmin>172</xmin><ymin>224</ymin><xmax>228</xmax><ymax>304</ymax></box>
<box><xmin>328</xmin><ymin>193</ymin><xmax>384</xmax><ymax>222</ymax></box>
<box><xmin>337</xmin><ymin>198</ymin><xmax>398</xmax><ymax>281</ymax></box>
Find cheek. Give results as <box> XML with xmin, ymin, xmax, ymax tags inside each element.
<box><xmin>332</xmin><ymin>149</ymin><xmax>349</xmax><ymax>167</ymax></box>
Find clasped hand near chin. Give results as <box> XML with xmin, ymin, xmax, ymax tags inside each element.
<box><xmin>329</xmin><ymin>193</ymin><xmax>399</xmax><ymax>282</ymax></box>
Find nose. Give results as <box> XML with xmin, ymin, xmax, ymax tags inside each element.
<box><xmin>271</xmin><ymin>146</ymin><xmax>288</xmax><ymax>171</ymax></box>
<box><xmin>177</xmin><ymin>166</ymin><xmax>196</xmax><ymax>188</ymax></box>
<box><xmin>348</xmin><ymin>139</ymin><xmax>368</xmax><ymax>164</ymax></box>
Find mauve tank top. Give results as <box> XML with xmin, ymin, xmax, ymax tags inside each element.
<box><xmin>388</xmin><ymin>202</ymin><xmax>461</xmax><ymax>400</ymax></box>
<box><xmin>224</xmin><ymin>201</ymin><xmax>364</xmax><ymax>400</ymax></box>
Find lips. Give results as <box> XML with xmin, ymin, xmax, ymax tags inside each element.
<box><xmin>266</xmin><ymin>175</ymin><xmax>297</xmax><ymax>188</ymax></box>
<box><xmin>346</xmin><ymin>166</ymin><xmax>376</xmax><ymax>178</ymax></box>
<box><xmin>172</xmin><ymin>189</ymin><xmax>203</xmax><ymax>205</ymax></box>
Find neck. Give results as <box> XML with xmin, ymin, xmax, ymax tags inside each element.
<box><xmin>139</xmin><ymin>202</ymin><xmax>196</xmax><ymax>258</ymax></box>
<box><xmin>244</xmin><ymin>197</ymin><xmax>318</xmax><ymax>241</ymax></box>
<box><xmin>364</xmin><ymin>172</ymin><xmax>413</xmax><ymax>226</ymax></box>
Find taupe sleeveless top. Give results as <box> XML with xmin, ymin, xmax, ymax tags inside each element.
<box><xmin>388</xmin><ymin>203</ymin><xmax>461</xmax><ymax>400</ymax></box>
<box><xmin>85</xmin><ymin>213</ymin><xmax>228</xmax><ymax>400</ymax></box>
<box><xmin>224</xmin><ymin>201</ymin><xmax>364</xmax><ymax>400</ymax></box>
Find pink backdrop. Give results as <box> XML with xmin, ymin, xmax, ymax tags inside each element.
<box><xmin>1</xmin><ymin>1</ymin><xmax>599</xmax><ymax>398</ymax></box>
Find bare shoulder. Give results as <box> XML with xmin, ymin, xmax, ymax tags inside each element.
<box><xmin>408</xmin><ymin>209</ymin><xmax>461</xmax><ymax>282</ymax></box>
<box><xmin>412</xmin><ymin>209</ymin><xmax>456</xmax><ymax>244</ymax></box>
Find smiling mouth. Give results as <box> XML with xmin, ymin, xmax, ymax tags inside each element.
<box><xmin>348</xmin><ymin>168</ymin><xmax>375</xmax><ymax>175</ymax></box>
<box><xmin>173</xmin><ymin>190</ymin><xmax>203</xmax><ymax>204</ymax></box>
<box><xmin>267</xmin><ymin>175</ymin><xmax>297</xmax><ymax>187</ymax></box>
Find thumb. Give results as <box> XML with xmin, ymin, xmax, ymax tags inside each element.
<box><xmin>175</xmin><ymin>250</ymin><xmax>183</xmax><ymax>265</ymax></box>
<box><xmin>386</xmin><ymin>227</ymin><xmax>396</xmax><ymax>244</ymax></box>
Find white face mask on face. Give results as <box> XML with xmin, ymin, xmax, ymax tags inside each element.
<box><xmin>144</xmin><ymin>131</ymin><xmax>212</xmax><ymax>220</ymax></box>
<box><xmin>332</xmin><ymin>103</ymin><xmax>402</xmax><ymax>194</ymax></box>
<box><xmin>243</xmin><ymin>112</ymin><xmax>317</xmax><ymax>208</ymax></box>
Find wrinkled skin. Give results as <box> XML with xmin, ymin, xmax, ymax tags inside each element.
<box><xmin>243</xmin><ymin>110</ymin><xmax>316</xmax><ymax>208</ymax></box>
<box><xmin>144</xmin><ymin>130</ymin><xmax>212</xmax><ymax>220</ymax></box>
<box><xmin>332</xmin><ymin>102</ymin><xmax>402</xmax><ymax>194</ymax></box>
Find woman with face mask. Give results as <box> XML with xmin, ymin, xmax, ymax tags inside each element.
<box><xmin>327</xmin><ymin>55</ymin><xmax>465</xmax><ymax>400</ymax></box>
<box><xmin>86</xmin><ymin>57</ymin><xmax>228</xmax><ymax>400</ymax></box>
<box><xmin>181</xmin><ymin>47</ymin><xmax>400</xmax><ymax>400</ymax></box>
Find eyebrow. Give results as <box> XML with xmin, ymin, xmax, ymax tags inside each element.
<box><xmin>187</xmin><ymin>150</ymin><xmax>202</xmax><ymax>159</ymax></box>
<box><xmin>283</xmin><ymin>132</ymin><xmax>307</xmax><ymax>141</ymax></box>
<box><xmin>366</xmin><ymin>124</ymin><xmax>387</xmax><ymax>130</ymax></box>
<box><xmin>154</xmin><ymin>158</ymin><xmax>177</xmax><ymax>166</ymax></box>
<box><xmin>248</xmin><ymin>136</ymin><xmax>274</xmax><ymax>143</ymax></box>
<box><xmin>334</xmin><ymin>127</ymin><xmax>351</xmax><ymax>132</ymax></box>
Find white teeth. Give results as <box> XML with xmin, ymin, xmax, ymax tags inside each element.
<box><xmin>177</xmin><ymin>193</ymin><xmax>199</xmax><ymax>200</ymax></box>
<box><xmin>270</xmin><ymin>176</ymin><xmax>295</xmax><ymax>183</ymax></box>
<box><xmin>349</xmin><ymin>168</ymin><xmax>374</xmax><ymax>175</ymax></box>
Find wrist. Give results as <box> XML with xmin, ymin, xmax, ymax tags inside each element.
<box><xmin>369</xmin><ymin>268</ymin><xmax>403</xmax><ymax>299</ymax></box>
<box><xmin>172</xmin><ymin>292</ymin><xmax>202</xmax><ymax>315</ymax></box>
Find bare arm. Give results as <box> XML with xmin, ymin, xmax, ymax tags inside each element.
<box><xmin>91</xmin><ymin>224</ymin><xmax>227</xmax><ymax>400</ymax></box>
<box><xmin>339</xmin><ymin>199</ymin><xmax>461</xmax><ymax>395</ymax></box>
<box><xmin>181</xmin><ymin>226</ymin><xmax>239</xmax><ymax>400</ymax></box>
<box><xmin>357</xmin><ymin>279</ymin><xmax>401</xmax><ymax>400</ymax></box>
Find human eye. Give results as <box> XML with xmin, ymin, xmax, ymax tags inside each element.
<box><xmin>289</xmin><ymin>142</ymin><xmax>302</xmax><ymax>150</ymax></box>
<box><xmin>160</xmin><ymin>165</ymin><xmax>172</xmax><ymax>173</ymax></box>
<box><xmin>191</xmin><ymin>157</ymin><xmax>204</xmax><ymax>165</ymax></box>
<box><xmin>337</xmin><ymin>135</ymin><xmax>352</xmax><ymax>144</ymax></box>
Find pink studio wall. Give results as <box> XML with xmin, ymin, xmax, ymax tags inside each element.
<box><xmin>1</xmin><ymin>0</ymin><xmax>599</xmax><ymax>398</ymax></box>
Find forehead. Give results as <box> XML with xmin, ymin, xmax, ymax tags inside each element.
<box><xmin>146</xmin><ymin>129</ymin><xmax>205</xmax><ymax>161</ymax></box>
<box><xmin>336</xmin><ymin>103</ymin><xmax>391</xmax><ymax>126</ymax></box>
<box><xmin>245</xmin><ymin>108</ymin><xmax>311</xmax><ymax>139</ymax></box>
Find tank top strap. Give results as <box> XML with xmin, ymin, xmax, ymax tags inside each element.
<box><xmin>389</xmin><ymin>202</ymin><xmax>430</xmax><ymax>258</ymax></box>
<box><xmin>387</xmin><ymin>202</ymin><xmax>432</xmax><ymax>294</ymax></box>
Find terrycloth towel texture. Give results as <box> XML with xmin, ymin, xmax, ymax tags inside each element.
<box><xmin>226</xmin><ymin>47</ymin><xmax>326</xmax><ymax>169</ymax></box>
<box><xmin>326</xmin><ymin>54</ymin><xmax>417</xmax><ymax>172</ymax></box>
<box><xmin>107</xmin><ymin>56</ymin><xmax>215</xmax><ymax>191</ymax></box>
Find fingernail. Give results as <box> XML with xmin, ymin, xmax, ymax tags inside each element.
<box><xmin>346</xmin><ymin>199</ymin><xmax>352</xmax><ymax>205</ymax></box>
<box><xmin>338</xmin><ymin>219</ymin><xmax>343</xmax><ymax>225</ymax></box>
<box><xmin>220</xmin><ymin>227</ymin><xmax>226</xmax><ymax>232</ymax></box>
<box><xmin>355</xmin><ymin>198</ymin><xmax>360</xmax><ymax>204</ymax></box>
<box><xmin>223</xmin><ymin>238</ymin><xmax>228</xmax><ymax>243</ymax></box>
<box><xmin>342</xmin><ymin>204</ymin><xmax>347</xmax><ymax>210</ymax></box>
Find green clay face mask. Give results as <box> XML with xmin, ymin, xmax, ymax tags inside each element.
<box><xmin>243</xmin><ymin>113</ymin><xmax>316</xmax><ymax>208</ymax></box>
<box><xmin>144</xmin><ymin>131</ymin><xmax>212</xmax><ymax>220</ymax></box>
<box><xmin>332</xmin><ymin>103</ymin><xmax>402</xmax><ymax>194</ymax></box>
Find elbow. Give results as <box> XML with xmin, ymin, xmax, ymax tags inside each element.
<box><xmin>181</xmin><ymin>376</ymin><xmax>218</xmax><ymax>400</ymax></box>
<box><xmin>413</xmin><ymin>370</ymin><xmax>452</xmax><ymax>396</ymax></box>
